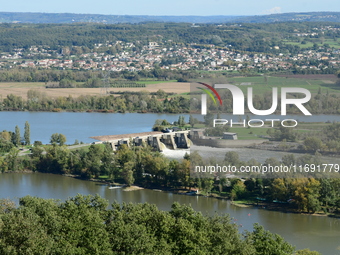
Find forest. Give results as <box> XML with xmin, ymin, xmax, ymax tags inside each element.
<box><xmin>0</xmin><ymin>21</ymin><xmax>339</xmax><ymax>53</ymax></box>
<box><xmin>0</xmin><ymin>194</ymin><xmax>322</xmax><ymax>254</ymax></box>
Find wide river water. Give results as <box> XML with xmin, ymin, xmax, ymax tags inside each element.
<box><xmin>1</xmin><ymin>111</ymin><xmax>340</xmax><ymax>144</ymax></box>
<box><xmin>1</xmin><ymin>112</ymin><xmax>340</xmax><ymax>254</ymax></box>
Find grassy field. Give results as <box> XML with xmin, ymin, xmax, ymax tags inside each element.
<box><xmin>228</xmin><ymin>127</ymin><xmax>268</xmax><ymax>140</ymax></box>
<box><xmin>199</xmin><ymin>121</ymin><xmax>324</xmax><ymax>140</ymax></box>
<box><xmin>225</xmin><ymin>75</ymin><xmax>338</xmax><ymax>95</ymax></box>
<box><xmin>191</xmin><ymin>74</ymin><xmax>338</xmax><ymax>96</ymax></box>
<box><xmin>283</xmin><ymin>38</ymin><xmax>340</xmax><ymax>49</ymax></box>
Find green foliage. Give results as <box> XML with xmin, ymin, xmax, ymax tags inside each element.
<box><xmin>245</xmin><ymin>223</ymin><xmax>295</xmax><ymax>255</ymax></box>
<box><xmin>0</xmin><ymin>137</ymin><xmax>14</xmax><ymax>154</ymax></box>
<box><xmin>205</xmin><ymin>125</ymin><xmax>230</xmax><ymax>136</ymax></box>
<box><xmin>50</xmin><ymin>133</ymin><xmax>67</xmax><ymax>146</ymax></box>
<box><xmin>295</xmin><ymin>249</ymin><xmax>321</xmax><ymax>255</ymax></box>
<box><xmin>177</xmin><ymin>115</ymin><xmax>186</xmax><ymax>127</ymax></box>
<box><xmin>24</xmin><ymin>121</ymin><xmax>30</xmax><ymax>145</ymax></box>
<box><xmin>204</xmin><ymin>112</ymin><xmax>215</xmax><ymax>127</ymax></box>
<box><xmin>2</xmin><ymin>91</ymin><xmax>189</xmax><ymax>113</ymax></box>
<box><xmin>267</xmin><ymin>126</ymin><xmax>297</xmax><ymax>142</ymax></box>
<box><xmin>2</xmin><ymin>139</ymin><xmax>340</xmax><ymax>215</ymax></box>
<box><xmin>303</xmin><ymin>137</ymin><xmax>323</xmax><ymax>152</ymax></box>
<box><xmin>13</xmin><ymin>125</ymin><xmax>20</xmax><ymax>147</ymax></box>
<box><xmin>189</xmin><ymin>115</ymin><xmax>199</xmax><ymax>127</ymax></box>
<box><xmin>0</xmin><ymin>195</ymin><xmax>294</xmax><ymax>255</ymax></box>
<box><xmin>4</xmin><ymin>148</ymin><xmax>19</xmax><ymax>171</ymax></box>
<box><xmin>0</xmin><ymin>194</ymin><xmax>312</xmax><ymax>254</ymax></box>
<box><xmin>231</xmin><ymin>180</ymin><xmax>247</xmax><ymax>200</ymax></box>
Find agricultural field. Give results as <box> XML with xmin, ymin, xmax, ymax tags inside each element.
<box><xmin>194</xmin><ymin>75</ymin><xmax>339</xmax><ymax>96</ymax></box>
<box><xmin>0</xmin><ymin>74</ymin><xmax>338</xmax><ymax>100</ymax></box>
<box><xmin>0</xmin><ymin>81</ymin><xmax>190</xmax><ymax>99</ymax></box>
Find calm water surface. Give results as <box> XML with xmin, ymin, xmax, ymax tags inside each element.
<box><xmin>1</xmin><ymin>173</ymin><xmax>339</xmax><ymax>255</ymax></box>
<box><xmin>0</xmin><ymin>112</ymin><xmax>189</xmax><ymax>144</ymax></box>
<box><xmin>1</xmin><ymin>112</ymin><xmax>339</xmax><ymax>144</ymax></box>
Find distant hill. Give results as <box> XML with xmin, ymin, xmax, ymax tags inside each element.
<box><xmin>0</xmin><ymin>11</ymin><xmax>340</xmax><ymax>24</ymax></box>
<box><xmin>0</xmin><ymin>12</ymin><xmax>241</xmax><ymax>24</ymax></box>
<box><xmin>234</xmin><ymin>12</ymin><xmax>340</xmax><ymax>23</ymax></box>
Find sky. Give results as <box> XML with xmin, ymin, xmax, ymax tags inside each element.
<box><xmin>1</xmin><ymin>0</ymin><xmax>340</xmax><ymax>16</ymax></box>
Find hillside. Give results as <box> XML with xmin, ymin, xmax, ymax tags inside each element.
<box><xmin>1</xmin><ymin>11</ymin><xmax>340</xmax><ymax>24</ymax></box>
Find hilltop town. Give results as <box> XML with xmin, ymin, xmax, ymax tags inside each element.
<box><xmin>0</xmin><ymin>24</ymin><xmax>340</xmax><ymax>75</ymax></box>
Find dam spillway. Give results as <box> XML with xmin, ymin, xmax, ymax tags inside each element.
<box><xmin>90</xmin><ymin>131</ymin><xmax>190</xmax><ymax>151</ymax></box>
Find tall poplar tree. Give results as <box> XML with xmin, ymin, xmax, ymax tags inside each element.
<box><xmin>14</xmin><ymin>125</ymin><xmax>20</xmax><ymax>146</ymax></box>
<box><xmin>24</xmin><ymin>121</ymin><xmax>30</xmax><ymax>145</ymax></box>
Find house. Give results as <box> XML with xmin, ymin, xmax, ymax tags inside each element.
<box><xmin>222</xmin><ymin>132</ymin><xmax>237</xmax><ymax>140</ymax></box>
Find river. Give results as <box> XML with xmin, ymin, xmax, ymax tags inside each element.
<box><xmin>1</xmin><ymin>111</ymin><xmax>339</xmax><ymax>144</ymax></box>
<box><xmin>0</xmin><ymin>173</ymin><xmax>339</xmax><ymax>254</ymax></box>
<box><xmin>1</xmin><ymin>112</ymin><xmax>340</xmax><ymax>254</ymax></box>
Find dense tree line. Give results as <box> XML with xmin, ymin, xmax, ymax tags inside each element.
<box><xmin>7</xmin><ymin>86</ymin><xmax>340</xmax><ymax>114</ymax></box>
<box><xmin>0</xmin><ymin>194</ymin><xmax>318</xmax><ymax>254</ymax></box>
<box><xmin>197</xmin><ymin>150</ymin><xmax>340</xmax><ymax>214</ymax></box>
<box><xmin>0</xmin><ymin>69</ymin><xmax>204</xmax><ymax>83</ymax></box>
<box><xmin>0</xmin><ymin>22</ymin><xmax>339</xmax><ymax>53</ymax></box>
<box><xmin>0</xmin><ymin>122</ymin><xmax>30</xmax><ymax>155</ymax></box>
<box><xmin>2</xmin><ymin>139</ymin><xmax>340</xmax><ymax>215</ymax></box>
<box><xmin>0</xmin><ymin>91</ymin><xmax>190</xmax><ymax>113</ymax></box>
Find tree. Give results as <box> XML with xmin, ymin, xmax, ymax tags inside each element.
<box><xmin>0</xmin><ymin>131</ymin><xmax>11</xmax><ymax>141</ymax></box>
<box><xmin>100</xmin><ymin>143</ymin><xmax>114</xmax><ymax>177</ymax></box>
<box><xmin>304</xmin><ymin>137</ymin><xmax>322</xmax><ymax>152</ymax></box>
<box><xmin>31</xmin><ymin>146</ymin><xmax>44</xmax><ymax>159</ymax></box>
<box><xmin>24</xmin><ymin>121</ymin><xmax>30</xmax><ymax>145</ymax></box>
<box><xmin>224</xmin><ymin>151</ymin><xmax>240</xmax><ymax>166</ymax></box>
<box><xmin>177</xmin><ymin>116</ymin><xmax>185</xmax><ymax>127</ymax></box>
<box><xmin>14</xmin><ymin>125</ymin><xmax>20</xmax><ymax>146</ymax></box>
<box><xmin>201</xmin><ymin>178</ymin><xmax>214</xmax><ymax>194</ymax></box>
<box><xmin>122</xmin><ymin>161</ymin><xmax>135</xmax><ymax>186</ymax></box>
<box><xmin>5</xmin><ymin>147</ymin><xmax>19</xmax><ymax>171</ymax></box>
<box><xmin>204</xmin><ymin>112</ymin><xmax>214</xmax><ymax>127</ymax></box>
<box><xmin>231</xmin><ymin>180</ymin><xmax>247</xmax><ymax>200</ymax></box>
<box><xmin>245</xmin><ymin>223</ymin><xmax>295</xmax><ymax>255</ymax></box>
<box><xmin>189</xmin><ymin>115</ymin><xmax>198</xmax><ymax>127</ymax></box>
<box><xmin>84</xmin><ymin>144</ymin><xmax>104</xmax><ymax>178</ymax></box>
<box><xmin>0</xmin><ymin>194</ymin><xmax>301</xmax><ymax>255</ymax></box>
<box><xmin>50</xmin><ymin>133</ymin><xmax>59</xmax><ymax>144</ymax></box>
<box><xmin>59</xmin><ymin>134</ymin><xmax>66</xmax><ymax>146</ymax></box>
<box><xmin>291</xmin><ymin>178</ymin><xmax>321</xmax><ymax>213</ymax></box>
<box><xmin>50</xmin><ymin>133</ymin><xmax>67</xmax><ymax>146</ymax></box>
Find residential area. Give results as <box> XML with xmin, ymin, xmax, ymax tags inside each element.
<box><xmin>1</xmin><ymin>27</ymin><xmax>340</xmax><ymax>74</ymax></box>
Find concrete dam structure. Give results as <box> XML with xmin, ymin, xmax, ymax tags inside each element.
<box><xmin>92</xmin><ymin>131</ymin><xmax>190</xmax><ymax>152</ymax></box>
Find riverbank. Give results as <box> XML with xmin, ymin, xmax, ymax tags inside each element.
<box><xmin>6</xmin><ymin>172</ymin><xmax>337</xmax><ymax>219</ymax></box>
<box><xmin>108</xmin><ymin>179</ymin><xmax>340</xmax><ymax>218</ymax></box>
<box><xmin>230</xmin><ymin>199</ymin><xmax>340</xmax><ymax>218</ymax></box>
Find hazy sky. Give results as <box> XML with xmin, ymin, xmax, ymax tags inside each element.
<box><xmin>2</xmin><ymin>0</ymin><xmax>340</xmax><ymax>16</ymax></box>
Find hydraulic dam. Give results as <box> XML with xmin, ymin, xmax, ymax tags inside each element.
<box><xmin>90</xmin><ymin>131</ymin><xmax>190</xmax><ymax>151</ymax></box>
